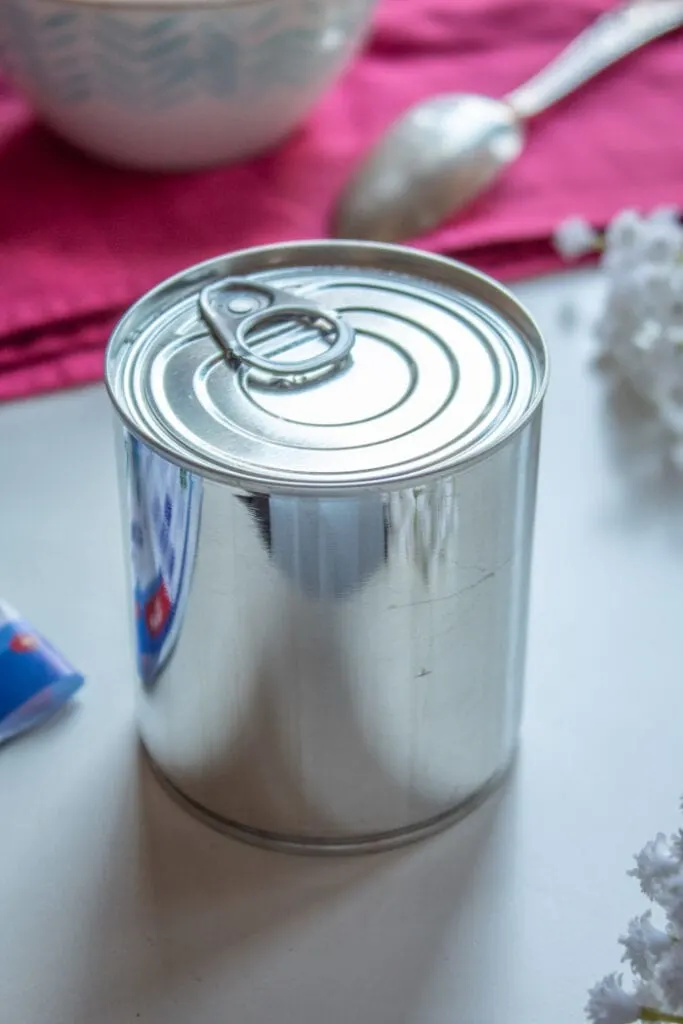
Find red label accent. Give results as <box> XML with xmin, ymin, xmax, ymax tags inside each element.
<box><xmin>9</xmin><ymin>633</ymin><xmax>39</xmax><ymax>653</ymax></box>
<box><xmin>144</xmin><ymin>583</ymin><xmax>171</xmax><ymax>637</ymax></box>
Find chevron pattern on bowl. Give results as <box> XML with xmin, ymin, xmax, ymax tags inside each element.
<box><xmin>0</xmin><ymin>0</ymin><xmax>375</xmax><ymax>168</ymax></box>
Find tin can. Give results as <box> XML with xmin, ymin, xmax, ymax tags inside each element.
<box><xmin>106</xmin><ymin>241</ymin><xmax>548</xmax><ymax>854</ymax></box>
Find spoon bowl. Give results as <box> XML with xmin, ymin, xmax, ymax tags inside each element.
<box><xmin>333</xmin><ymin>1</ymin><xmax>683</xmax><ymax>244</ymax></box>
<box><xmin>334</xmin><ymin>94</ymin><xmax>523</xmax><ymax>242</ymax></box>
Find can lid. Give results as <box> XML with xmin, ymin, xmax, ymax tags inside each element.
<box><xmin>106</xmin><ymin>242</ymin><xmax>548</xmax><ymax>493</ymax></box>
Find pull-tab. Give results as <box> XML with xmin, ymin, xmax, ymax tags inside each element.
<box><xmin>199</xmin><ymin>277</ymin><xmax>355</xmax><ymax>385</ymax></box>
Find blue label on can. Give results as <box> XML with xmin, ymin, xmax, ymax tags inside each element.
<box><xmin>125</xmin><ymin>436</ymin><xmax>202</xmax><ymax>686</ymax></box>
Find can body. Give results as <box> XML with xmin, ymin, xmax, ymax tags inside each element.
<box><xmin>107</xmin><ymin>241</ymin><xmax>547</xmax><ymax>852</ymax></box>
<box><xmin>116</xmin><ymin>414</ymin><xmax>541</xmax><ymax>851</ymax></box>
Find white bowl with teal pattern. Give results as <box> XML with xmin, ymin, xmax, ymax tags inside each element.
<box><xmin>0</xmin><ymin>0</ymin><xmax>376</xmax><ymax>169</ymax></box>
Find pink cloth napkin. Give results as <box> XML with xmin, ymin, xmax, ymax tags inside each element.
<box><xmin>1</xmin><ymin>0</ymin><xmax>682</xmax><ymax>402</ymax></box>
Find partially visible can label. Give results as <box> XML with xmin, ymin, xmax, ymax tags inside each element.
<box><xmin>0</xmin><ymin>603</ymin><xmax>84</xmax><ymax>744</ymax></box>
<box><xmin>125</xmin><ymin>435</ymin><xmax>202</xmax><ymax>686</ymax></box>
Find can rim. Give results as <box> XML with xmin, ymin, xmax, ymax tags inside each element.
<box><xmin>105</xmin><ymin>240</ymin><xmax>549</xmax><ymax>496</ymax></box>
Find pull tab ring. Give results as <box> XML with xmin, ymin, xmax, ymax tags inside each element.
<box><xmin>199</xmin><ymin>278</ymin><xmax>355</xmax><ymax>381</ymax></box>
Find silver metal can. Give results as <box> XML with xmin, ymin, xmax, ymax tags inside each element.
<box><xmin>105</xmin><ymin>241</ymin><xmax>548</xmax><ymax>854</ymax></box>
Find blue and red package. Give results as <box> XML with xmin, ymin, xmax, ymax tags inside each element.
<box><xmin>0</xmin><ymin>603</ymin><xmax>84</xmax><ymax>744</ymax></box>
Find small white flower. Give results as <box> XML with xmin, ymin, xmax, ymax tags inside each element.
<box><xmin>585</xmin><ymin>973</ymin><xmax>643</xmax><ymax>1024</ymax></box>
<box><xmin>594</xmin><ymin>284</ymin><xmax>643</xmax><ymax>364</ymax></box>
<box><xmin>632</xmin><ymin>320</ymin><xmax>662</xmax><ymax>355</ymax></box>
<box><xmin>652</xmin><ymin>871</ymin><xmax>683</xmax><ymax>931</ymax></box>
<box><xmin>606</xmin><ymin>209</ymin><xmax>643</xmax><ymax>247</ymax></box>
<box><xmin>650</xmin><ymin>205</ymin><xmax>680</xmax><ymax>227</ymax></box>
<box><xmin>655</xmin><ymin>943</ymin><xmax>683</xmax><ymax>1012</ymax></box>
<box><xmin>620</xmin><ymin>912</ymin><xmax>671</xmax><ymax>979</ymax></box>
<box><xmin>553</xmin><ymin>216</ymin><xmax>599</xmax><ymax>260</ymax></box>
<box><xmin>629</xmin><ymin>834</ymin><xmax>680</xmax><ymax>900</ymax></box>
<box><xmin>635</xmin><ymin>264</ymin><xmax>677</xmax><ymax>314</ymax></box>
<box><xmin>604</xmin><ymin>209</ymin><xmax>646</xmax><ymax>271</ymax></box>
<box><xmin>644</xmin><ymin>221</ymin><xmax>683</xmax><ymax>265</ymax></box>
<box><xmin>668</xmin><ymin>269</ymin><xmax>683</xmax><ymax>326</ymax></box>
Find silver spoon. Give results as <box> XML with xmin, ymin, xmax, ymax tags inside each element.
<box><xmin>334</xmin><ymin>0</ymin><xmax>683</xmax><ymax>244</ymax></box>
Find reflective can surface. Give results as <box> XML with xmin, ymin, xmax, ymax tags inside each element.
<box><xmin>106</xmin><ymin>241</ymin><xmax>548</xmax><ymax>853</ymax></box>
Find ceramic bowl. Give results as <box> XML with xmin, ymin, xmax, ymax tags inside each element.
<box><xmin>0</xmin><ymin>0</ymin><xmax>375</xmax><ymax>170</ymax></box>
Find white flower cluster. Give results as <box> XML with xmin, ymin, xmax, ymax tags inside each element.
<box><xmin>554</xmin><ymin>208</ymin><xmax>683</xmax><ymax>466</ymax></box>
<box><xmin>586</xmin><ymin>799</ymin><xmax>683</xmax><ymax>1024</ymax></box>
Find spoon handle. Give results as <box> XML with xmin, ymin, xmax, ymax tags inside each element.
<box><xmin>506</xmin><ymin>0</ymin><xmax>683</xmax><ymax>120</ymax></box>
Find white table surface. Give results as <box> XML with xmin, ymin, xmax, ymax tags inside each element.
<box><xmin>2</xmin><ymin>268</ymin><xmax>683</xmax><ymax>1024</ymax></box>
